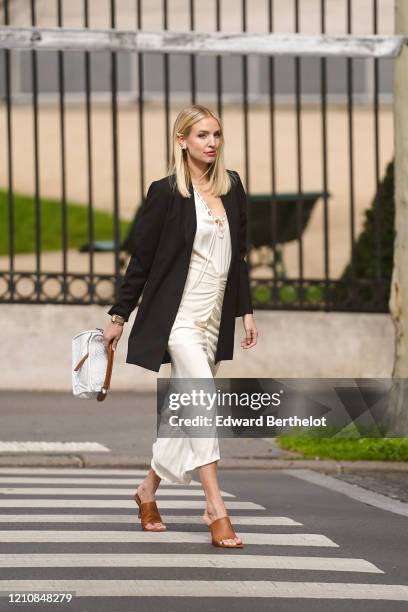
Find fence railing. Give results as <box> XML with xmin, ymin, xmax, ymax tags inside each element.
<box><xmin>0</xmin><ymin>0</ymin><xmax>400</xmax><ymax>312</ymax></box>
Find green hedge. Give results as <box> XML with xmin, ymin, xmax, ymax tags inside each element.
<box><xmin>332</xmin><ymin>159</ymin><xmax>395</xmax><ymax>308</ymax></box>
<box><xmin>340</xmin><ymin>159</ymin><xmax>394</xmax><ymax>281</ymax></box>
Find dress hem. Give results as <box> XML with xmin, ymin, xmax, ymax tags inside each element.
<box><xmin>150</xmin><ymin>453</ymin><xmax>221</xmax><ymax>485</ymax></box>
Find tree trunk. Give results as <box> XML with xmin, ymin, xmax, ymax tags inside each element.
<box><xmin>385</xmin><ymin>0</ymin><xmax>408</xmax><ymax>435</ymax></box>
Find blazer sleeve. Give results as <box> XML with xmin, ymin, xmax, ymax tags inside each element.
<box><xmin>107</xmin><ymin>180</ymin><xmax>168</xmax><ymax>322</ymax></box>
<box><xmin>234</xmin><ymin>171</ymin><xmax>254</xmax><ymax>317</ymax></box>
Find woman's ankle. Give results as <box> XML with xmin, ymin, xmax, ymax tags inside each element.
<box><xmin>136</xmin><ymin>481</ymin><xmax>155</xmax><ymax>500</ymax></box>
<box><xmin>204</xmin><ymin>500</ymin><xmax>227</xmax><ymax>520</ymax></box>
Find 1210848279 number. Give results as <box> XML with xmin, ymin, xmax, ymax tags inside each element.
<box><xmin>7</xmin><ymin>592</ymin><xmax>74</xmax><ymax>604</ymax></box>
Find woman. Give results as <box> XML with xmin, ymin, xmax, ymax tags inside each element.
<box><xmin>103</xmin><ymin>104</ymin><xmax>258</xmax><ymax>548</ymax></box>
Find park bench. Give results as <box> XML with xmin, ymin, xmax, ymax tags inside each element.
<box><xmin>248</xmin><ymin>191</ymin><xmax>330</xmax><ymax>277</ymax></box>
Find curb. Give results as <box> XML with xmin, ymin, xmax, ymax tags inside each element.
<box><xmin>0</xmin><ymin>454</ymin><xmax>407</xmax><ymax>472</ymax></box>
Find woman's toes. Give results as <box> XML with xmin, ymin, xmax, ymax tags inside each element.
<box><xmin>220</xmin><ymin>537</ymin><xmax>242</xmax><ymax>546</ymax></box>
<box><xmin>221</xmin><ymin>538</ymin><xmax>236</xmax><ymax>546</ymax></box>
<box><xmin>145</xmin><ymin>522</ymin><xmax>166</xmax><ymax>530</ymax></box>
<box><xmin>154</xmin><ymin>521</ymin><xmax>166</xmax><ymax>530</ymax></box>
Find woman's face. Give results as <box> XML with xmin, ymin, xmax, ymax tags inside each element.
<box><xmin>179</xmin><ymin>117</ymin><xmax>222</xmax><ymax>165</ymax></box>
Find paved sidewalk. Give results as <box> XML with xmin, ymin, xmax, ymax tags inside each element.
<box><xmin>0</xmin><ymin>452</ymin><xmax>407</xmax><ymax>472</ymax></box>
<box><xmin>330</xmin><ymin>470</ymin><xmax>408</xmax><ymax>505</ymax></box>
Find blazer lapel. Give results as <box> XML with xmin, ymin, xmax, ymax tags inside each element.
<box><xmin>182</xmin><ymin>189</ymin><xmax>197</xmax><ymax>254</ymax></box>
<box><xmin>221</xmin><ymin>189</ymin><xmax>238</xmax><ymax>263</ymax></box>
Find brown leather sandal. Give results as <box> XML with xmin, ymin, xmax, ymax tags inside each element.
<box><xmin>208</xmin><ymin>516</ymin><xmax>243</xmax><ymax>548</ymax></box>
<box><xmin>133</xmin><ymin>493</ymin><xmax>166</xmax><ymax>532</ymax></box>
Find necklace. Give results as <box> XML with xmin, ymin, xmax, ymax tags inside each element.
<box><xmin>193</xmin><ymin>186</ymin><xmax>226</xmax><ymax>240</ymax></box>
<box><xmin>192</xmin><ymin>184</ymin><xmax>227</xmax><ymax>223</ymax></box>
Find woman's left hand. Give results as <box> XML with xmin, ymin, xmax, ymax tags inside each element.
<box><xmin>241</xmin><ymin>313</ymin><xmax>258</xmax><ymax>349</ymax></box>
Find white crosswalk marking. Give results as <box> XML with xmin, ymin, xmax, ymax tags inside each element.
<box><xmin>0</xmin><ymin>530</ymin><xmax>337</xmax><ymax>546</ymax></box>
<box><xmin>0</xmin><ymin>514</ymin><xmax>300</xmax><ymax>525</ymax></box>
<box><xmin>0</xmin><ymin>477</ymin><xmax>205</xmax><ymax>485</ymax></box>
<box><xmin>0</xmin><ymin>487</ymin><xmax>234</xmax><ymax>497</ymax></box>
<box><xmin>0</xmin><ymin>466</ymin><xmax>403</xmax><ymax>603</ymax></box>
<box><xmin>1</xmin><ymin>581</ymin><xmax>408</xmax><ymax>600</ymax></box>
<box><xmin>0</xmin><ymin>468</ymin><xmax>153</xmax><ymax>475</ymax></box>
<box><xmin>0</xmin><ymin>554</ymin><xmax>382</xmax><ymax>572</ymax></box>
<box><xmin>0</xmin><ymin>499</ymin><xmax>261</xmax><ymax>509</ymax></box>
<box><xmin>0</xmin><ymin>442</ymin><xmax>110</xmax><ymax>453</ymax></box>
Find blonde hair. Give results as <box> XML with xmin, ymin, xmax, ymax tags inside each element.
<box><xmin>167</xmin><ymin>104</ymin><xmax>235</xmax><ymax>198</ymax></box>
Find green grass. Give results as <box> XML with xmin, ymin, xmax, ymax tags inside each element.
<box><xmin>0</xmin><ymin>190</ymin><xmax>131</xmax><ymax>255</ymax></box>
<box><xmin>276</xmin><ymin>436</ymin><xmax>408</xmax><ymax>461</ymax></box>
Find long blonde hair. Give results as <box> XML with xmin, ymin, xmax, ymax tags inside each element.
<box><xmin>167</xmin><ymin>104</ymin><xmax>235</xmax><ymax>198</ymax></box>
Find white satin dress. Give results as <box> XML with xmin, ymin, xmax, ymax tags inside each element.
<box><xmin>151</xmin><ymin>185</ymin><xmax>232</xmax><ymax>484</ymax></box>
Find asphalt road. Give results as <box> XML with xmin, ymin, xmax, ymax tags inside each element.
<box><xmin>0</xmin><ymin>467</ymin><xmax>407</xmax><ymax>611</ymax></box>
<box><xmin>0</xmin><ymin>391</ymin><xmax>408</xmax><ymax>610</ymax></box>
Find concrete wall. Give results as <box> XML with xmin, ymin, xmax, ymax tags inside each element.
<box><xmin>1</xmin><ymin>304</ymin><xmax>395</xmax><ymax>392</ymax></box>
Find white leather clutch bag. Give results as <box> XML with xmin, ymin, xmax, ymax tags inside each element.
<box><xmin>72</xmin><ymin>329</ymin><xmax>114</xmax><ymax>401</ymax></box>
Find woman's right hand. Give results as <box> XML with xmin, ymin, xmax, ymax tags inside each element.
<box><xmin>103</xmin><ymin>322</ymin><xmax>124</xmax><ymax>352</ymax></box>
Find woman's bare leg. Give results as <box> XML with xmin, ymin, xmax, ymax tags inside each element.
<box><xmin>135</xmin><ymin>468</ymin><xmax>166</xmax><ymax>530</ymax></box>
<box><xmin>197</xmin><ymin>460</ymin><xmax>242</xmax><ymax>546</ymax></box>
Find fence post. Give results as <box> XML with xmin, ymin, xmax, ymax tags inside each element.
<box><xmin>387</xmin><ymin>0</ymin><xmax>408</xmax><ymax>434</ymax></box>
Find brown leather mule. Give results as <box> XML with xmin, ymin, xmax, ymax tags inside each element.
<box><xmin>208</xmin><ymin>516</ymin><xmax>243</xmax><ymax>548</ymax></box>
<box><xmin>133</xmin><ymin>493</ymin><xmax>167</xmax><ymax>532</ymax></box>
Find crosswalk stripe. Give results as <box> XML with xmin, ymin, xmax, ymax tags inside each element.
<box><xmin>0</xmin><ymin>531</ymin><xmax>337</xmax><ymax>546</ymax></box>
<box><xmin>0</xmin><ymin>442</ymin><xmax>110</xmax><ymax>453</ymax></box>
<box><xmin>0</xmin><ymin>514</ymin><xmax>299</xmax><ymax>525</ymax></box>
<box><xmin>0</xmin><ymin>554</ymin><xmax>382</xmax><ymax>572</ymax></box>
<box><xmin>0</xmin><ymin>487</ymin><xmax>234</xmax><ymax>497</ymax></box>
<box><xmin>0</xmin><ymin>580</ymin><xmax>406</xmax><ymax>599</ymax></box>
<box><xmin>0</xmin><ymin>468</ymin><xmax>156</xmax><ymax>476</ymax></box>
<box><xmin>0</xmin><ymin>477</ymin><xmax>203</xmax><ymax>485</ymax></box>
<box><xmin>0</xmin><ymin>500</ymin><xmax>263</xmax><ymax>509</ymax></box>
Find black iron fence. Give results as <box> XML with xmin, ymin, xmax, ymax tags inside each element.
<box><xmin>0</xmin><ymin>0</ymin><xmax>394</xmax><ymax>312</ymax></box>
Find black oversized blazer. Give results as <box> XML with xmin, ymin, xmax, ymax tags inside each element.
<box><xmin>107</xmin><ymin>169</ymin><xmax>253</xmax><ymax>372</ymax></box>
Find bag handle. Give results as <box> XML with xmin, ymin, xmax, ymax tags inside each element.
<box><xmin>97</xmin><ymin>341</ymin><xmax>115</xmax><ymax>402</ymax></box>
